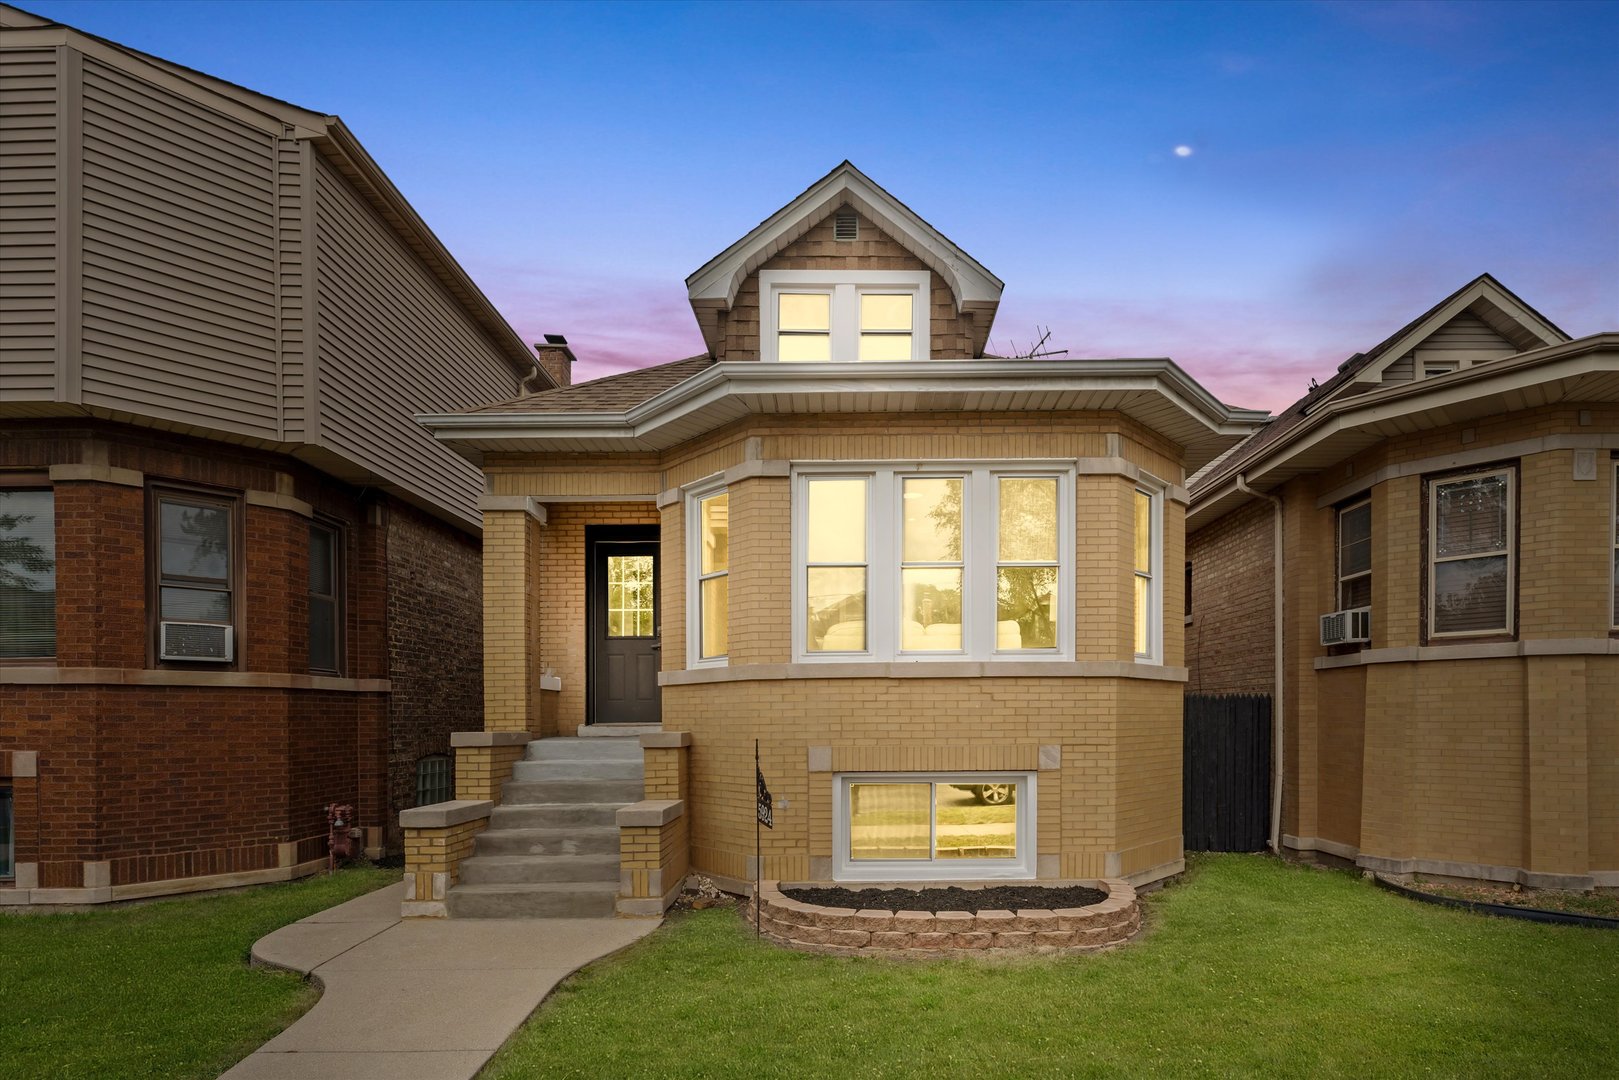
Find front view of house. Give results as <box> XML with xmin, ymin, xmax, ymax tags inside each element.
<box><xmin>417</xmin><ymin>164</ymin><xmax>1266</xmax><ymax>910</ymax></box>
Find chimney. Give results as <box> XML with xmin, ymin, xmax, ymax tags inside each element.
<box><xmin>534</xmin><ymin>334</ymin><xmax>575</xmax><ymax>388</ymax></box>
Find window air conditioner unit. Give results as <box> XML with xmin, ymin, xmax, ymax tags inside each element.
<box><xmin>160</xmin><ymin>621</ymin><xmax>234</xmax><ymax>662</ymax></box>
<box><xmin>1319</xmin><ymin>607</ymin><xmax>1371</xmax><ymax>647</ymax></box>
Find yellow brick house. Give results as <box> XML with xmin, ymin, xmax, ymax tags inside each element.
<box><xmin>409</xmin><ymin>164</ymin><xmax>1267</xmax><ymax>916</ymax></box>
<box><xmin>1187</xmin><ymin>274</ymin><xmax>1619</xmax><ymax>892</ymax></box>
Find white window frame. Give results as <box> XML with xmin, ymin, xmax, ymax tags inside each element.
<box><xmin>759</xmin><ymin>269</ymin><xmax>930</xmax><ymax>362</ymax></box>
<box><xmin>793</xmin><ymin>462</ymin><xmax>1074</xmax><ymax>663</ymax></box>
<box><xmin>833</xmin><ymin>772</ymin><xmax>1037</xmax><ymax>882</ymax></box>
<box><xmin>685</xmin><ymin>478</ymin><xmax>730</xmax><ymax>668</ymax></box>
<box><xmin>1133</xmin><ymin>480</ymin><xmax>1166</xmax><ymax>663</ymax></box>
<box><xmin>1427</xmin><ymin>466</ymin><xmax>1515</xmax><ymax>640</ymax></box>
<box><xmin>1336</xmin><ymin>498</ymin><xmax>1372</xmax><ymax>611</ymax></box>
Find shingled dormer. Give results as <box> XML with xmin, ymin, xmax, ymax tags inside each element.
<box><xmin>685</xmin><ymin>162</ymin><xmax>1004</xmax><ymax>362</ymax></box>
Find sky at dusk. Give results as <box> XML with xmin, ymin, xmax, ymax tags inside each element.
<box><xmin>23</xmin><ymin>0</ymin><xmax>1619</xmax><ymax>412</ymax></box>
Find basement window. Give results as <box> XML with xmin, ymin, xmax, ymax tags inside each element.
<box><xmin>834</xmin><ymin>773</ymin><xmax>1036</xmax><ymax>881</ymax></box>
<box><xmin>416</xmin><ymin>755</ymin><xmax>453</xmax><ymax>807</ymax></box>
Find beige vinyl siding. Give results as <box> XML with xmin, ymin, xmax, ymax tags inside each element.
<box><xmin>277</xmin><ymin>137</ymin><xmax>310</xmax><ymax>440</ymax></box>
<box><xmin>313</xmin><ymin>154</ymin><xmax>517</xmax><ymax>521</ymax></box>
<box><xmin>1381</xmin><ymin>354</ymin><xmax>1416</xmax><ymax>383</ymax></box>
<box><xmin>1412</xmin><ymin>310</ymin><xmax>1516</xmax><ymax>369</ymax></box>
<box><xmin>76</xmin><ymin>57</ymin><xmax>280</xmax><ymax>437</ymax></box>
<box><xmin>0</xmin><ymin>45</ymin><xmax>57</xmax><ymax>397</ymax></box>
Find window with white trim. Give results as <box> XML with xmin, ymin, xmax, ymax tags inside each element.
<box><xmin>1132</xmin><ymin>488</ymin><xmax>1160</xmax><ymax>659</ymax></box>
<box><xmin>759</xmin><ymin>270</ymin><xmax>929</xmax><ymax>362</ymax></box>
<box><xmin>1428</xmin><ymin>467</ymin><xmax>1514</xmax><ymax>638</ymax></box>
<box><xmin>795</xmin><ymin>465</ymin><xmax>1071</xmax><ymax>661</ymax></box>
<box><xmin>835</xmin><ymin>773</ymin><xmax>1036</xmax><ymax>881</ymax></box>
<box><xmin>1337</xmin><ymin>499</ymin><xmax>1372</xmax><ymax>611</ymax></box>
<box><xmin>685</xmin><ymin>485</ymin><xmax>731</xmax><ymax>665</ymax></box>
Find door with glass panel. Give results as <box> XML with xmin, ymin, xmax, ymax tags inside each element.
<box><xmin>587</xmin><ymin>528</ymin><xmax>660</xmax><ymax>725</ymax></box>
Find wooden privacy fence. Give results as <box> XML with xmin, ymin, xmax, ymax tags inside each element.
<box><xmin>1183</xmin><ymin>693</ymin><xmax>1272</xmax><ymax>853</ymax></box>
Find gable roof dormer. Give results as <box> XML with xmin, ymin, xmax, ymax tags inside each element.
<box><xmin>685</xmin><ymin>162</ymin><xmax>1004</xmax><ymax>357</ymax></box>
<box><xmin>1338</xmin><ymin>273</ymin><xmax>1568</xmax><ymax>393</ymax></box>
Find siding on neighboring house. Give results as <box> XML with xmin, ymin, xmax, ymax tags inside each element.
<box><xmin>0</xmin><ymin>45</ymin><xmax>57</xmax><ymax>397</ymax></box>
<box><xmin>76</xmin><ymin>56</ymin><xmax>280</xmax><ymax>437</ymax></box>
<box><xmin>313</xmin><ymin>153</ymin><xmax>517</xmax><ymax>523</ymax></box>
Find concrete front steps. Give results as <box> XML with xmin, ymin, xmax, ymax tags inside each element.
<box><xmin>446</xmin><ymin>733</ymin><xmax>645</xmax><ymax>919</ymax></box>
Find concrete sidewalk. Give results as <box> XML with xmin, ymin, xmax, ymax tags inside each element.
<box><xmin>222</xmin><ymin>881</ymin><xmax>659</xmax><ymax>1080</ymax></box>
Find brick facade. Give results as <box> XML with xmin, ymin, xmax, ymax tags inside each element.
<box><xmin>0</xmin><ymin>423</ymin><xmax>484</xmax><ymax>901</ymax></box>
<box><xmin>1186</xmin><ymin>498</ymin><xmax>1275</xmax><ymax>695</ymax></box>
<box><xmin>477</xmin><ymin>410</ymin><xmax>1194</xmax><ymax>889</ymax></box>
<box><xmin>1189</xmin><ymin>403</ymin><xmax>1619</xmax><ymax>888</ymax></box>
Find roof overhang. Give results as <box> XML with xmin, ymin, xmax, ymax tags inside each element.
<box><xmin>1190</xmin><ymin>333</ymin><xmax>1619</xmax><ymax>528</ymax></box>
<box><xmin>685</xmin><ymin>162</ymin><xmax>1004</xmax><ymax>316</ymax></box>
<box><xmin>420</xmin><ymin>359</ymin><xmax>1270</xmax><ymax>470</ymax></box>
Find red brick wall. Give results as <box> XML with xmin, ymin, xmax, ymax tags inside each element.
<box><xmin>1186</xmin><ymin>498</ymin><xmax>1276</xmax><ymax>695</ymax></box>
<box><xmin>383</xmin><ymin>499</ymin><xmax>484</xmax><ymax>843</ymax></box>
<box><xmin>1</xmin><ymin>422</ymin><xmax>481</xmax><ymax>890</ymax></box>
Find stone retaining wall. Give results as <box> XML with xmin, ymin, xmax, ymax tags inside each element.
<box><xmin>754</xmin><ymin>878</ymin><xmax>1141</xmax><ymax>955</ymax></box>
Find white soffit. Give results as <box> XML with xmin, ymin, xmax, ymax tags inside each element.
<box><xmin>685</xmin><ymin>162</ymin><xmax>1004</xmax><ymax>314</ymax></box>
<box><xmin>421</xmin><ymin>359</ymin><xmax>1271</xmax><ymax>470</ymax></box>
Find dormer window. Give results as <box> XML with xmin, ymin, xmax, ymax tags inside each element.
<box><xmin>760</xmin><ymin>270</ymin><xmax>929</xmax><ymax>362</ymax></box>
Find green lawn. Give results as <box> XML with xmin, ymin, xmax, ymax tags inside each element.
<box><xmin>485</xmin><ymin>855</ymin><xmax>1618</xmax><ymax>1079</ymax></box>
<box><xmin>0</xmin><ymin>866</ymin><xmax>395</xmax><ymax>1080</ymax></box>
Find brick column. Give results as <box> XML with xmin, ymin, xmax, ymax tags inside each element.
<box><xmin>481</xmin><ymin>504</ymin><xmax>545</xmax><ymax>734</ymax></box>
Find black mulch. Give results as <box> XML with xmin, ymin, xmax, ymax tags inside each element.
<box><xmin>782</xmin><ymin>884</ymin><xmax>1106</xmax><ymax>912</ymax></box>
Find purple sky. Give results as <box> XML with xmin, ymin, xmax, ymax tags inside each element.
<box><xmin>25</xmin><ymin>0</ymin><xmax>1619</xmax><ymax>412</ymax></box>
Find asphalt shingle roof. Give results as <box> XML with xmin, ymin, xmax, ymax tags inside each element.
<box><xmin>462</xmin><ymin>355</ymin><xmax>715</xmax><ymax>414</ymax></box>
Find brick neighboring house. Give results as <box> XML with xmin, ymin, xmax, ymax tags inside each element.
<box><xmin>0</xmin><ymin>5</ymin><xmax>557</xmax><ymax>903</ymax></box>
<box><xmin>1187</xmin><ymin>274</ymin><xmax>1618</xmax><ymax>890</ymax></box>
<box><xmin>414</xmin><ymin>163</ymin><xmax>1269</xmax><ymax>914</ymax></box>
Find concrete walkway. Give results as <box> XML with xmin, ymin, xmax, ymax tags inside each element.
<box><xmin>222</xmin><ymin>881</ymin><xmax>659</xmax><ymax>1080</ymax></box>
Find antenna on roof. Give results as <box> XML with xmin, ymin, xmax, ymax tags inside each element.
<box><xmin>1007</xmin><ymin>326</ymin><xmax>1068</xmax><ymax>360</ymax></box>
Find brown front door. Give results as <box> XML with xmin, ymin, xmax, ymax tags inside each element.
<box><xmin>587</xmin><ymin>528</ymin><xmax>661</xmax><ymax>725</ymax></box>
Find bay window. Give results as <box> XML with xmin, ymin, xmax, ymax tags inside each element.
<box><xmin>1428</xmin><ymin>467</ymin><xmax>1514</xmax><ymax>638</ymax></box>
<box><xmin>308</xmin><ymin>520</ymin><xmax>343</xmax><ymax>674</ymax></box>
<box><xmin>1133</xmin><ymin>488</ymin><xmax>1160</xmax><ymax>659</ymax></box>
<box><xmin>795</xmin><ymin>465</ymin><xmax>1072</xmax><ymax>661</ymax></box>
<box><xmin>760</xmin><ymin>270</ymin><xmax>928</xmax><ymax>362</ymax></box>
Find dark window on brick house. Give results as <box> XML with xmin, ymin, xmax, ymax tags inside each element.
<box><xmin>154</xmin><ymin>491</ymin><xmax>236</xmax><ymax>627</ymax></box>
<box><xmin>1337</xmin><ymin>500</ymin><xmax>1371</xmax><ymax>610</ymax></box>
<box><xmin>0</xmin><ymin>785</ymin><xmax>12</xmax><ymax>879</ymax></box>
<box><xmin>309</xmin><ymin>521</ymin><xmax>343</xmax><ymax>674</ymax></box>
<box><xmin>416</xmin><ymin>755</ymin><xmax>452</xmax><ymax>806</ymax></box>
<box><xmin>0</xmin><ymin>484</ymin><xmax>56</xmax><ymax>659</ymax></box>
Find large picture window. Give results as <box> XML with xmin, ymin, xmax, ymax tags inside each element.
<box><xmin>0</xmin><ymin>485</ymin><xmax>55</xmax><ymax>659</ymax></box>
<box><xmin>795</xmin><ymin>465</ymin><xmax>1072</xmax><ymax>661</ymax></box>
<box><xmin>1428</xmin><ymin>468</ymin><xmax>1514</xmax><ymax>638</ymax></box>
<box><xmin>1337</xmin><ymin>499</ymin><xmax>1372</xmax><ymax>610</ymax></box>
<box><xmin>760</xmin><ymin>270</ymin><xmax>929</xmax><ymax>362</ymax></box>
<box><xmin>836</xmin><ymin>773</ymin><xmax>1036</xmax><ymax>881</ymax></box>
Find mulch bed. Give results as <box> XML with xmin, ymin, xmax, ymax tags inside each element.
<box><xmin>783</xmin><ymin>884</ymin><xmax>1106</xmax><ymax>912</ymax></box>
<box><xmin>1409</xmin><ymin>879</ymin><xmax>1619</xmax><ymax>920</ymax></box>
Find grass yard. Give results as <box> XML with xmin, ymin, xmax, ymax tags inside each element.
<box><xmin>485</xmin><ymin>855</ymin><xmax>1618</xmax><ymax>1079</ymax></box>
<box><xmin>0</xmin><ymin>866</ymin><xmax>395</xmax><ymax>1080</ymax></box>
